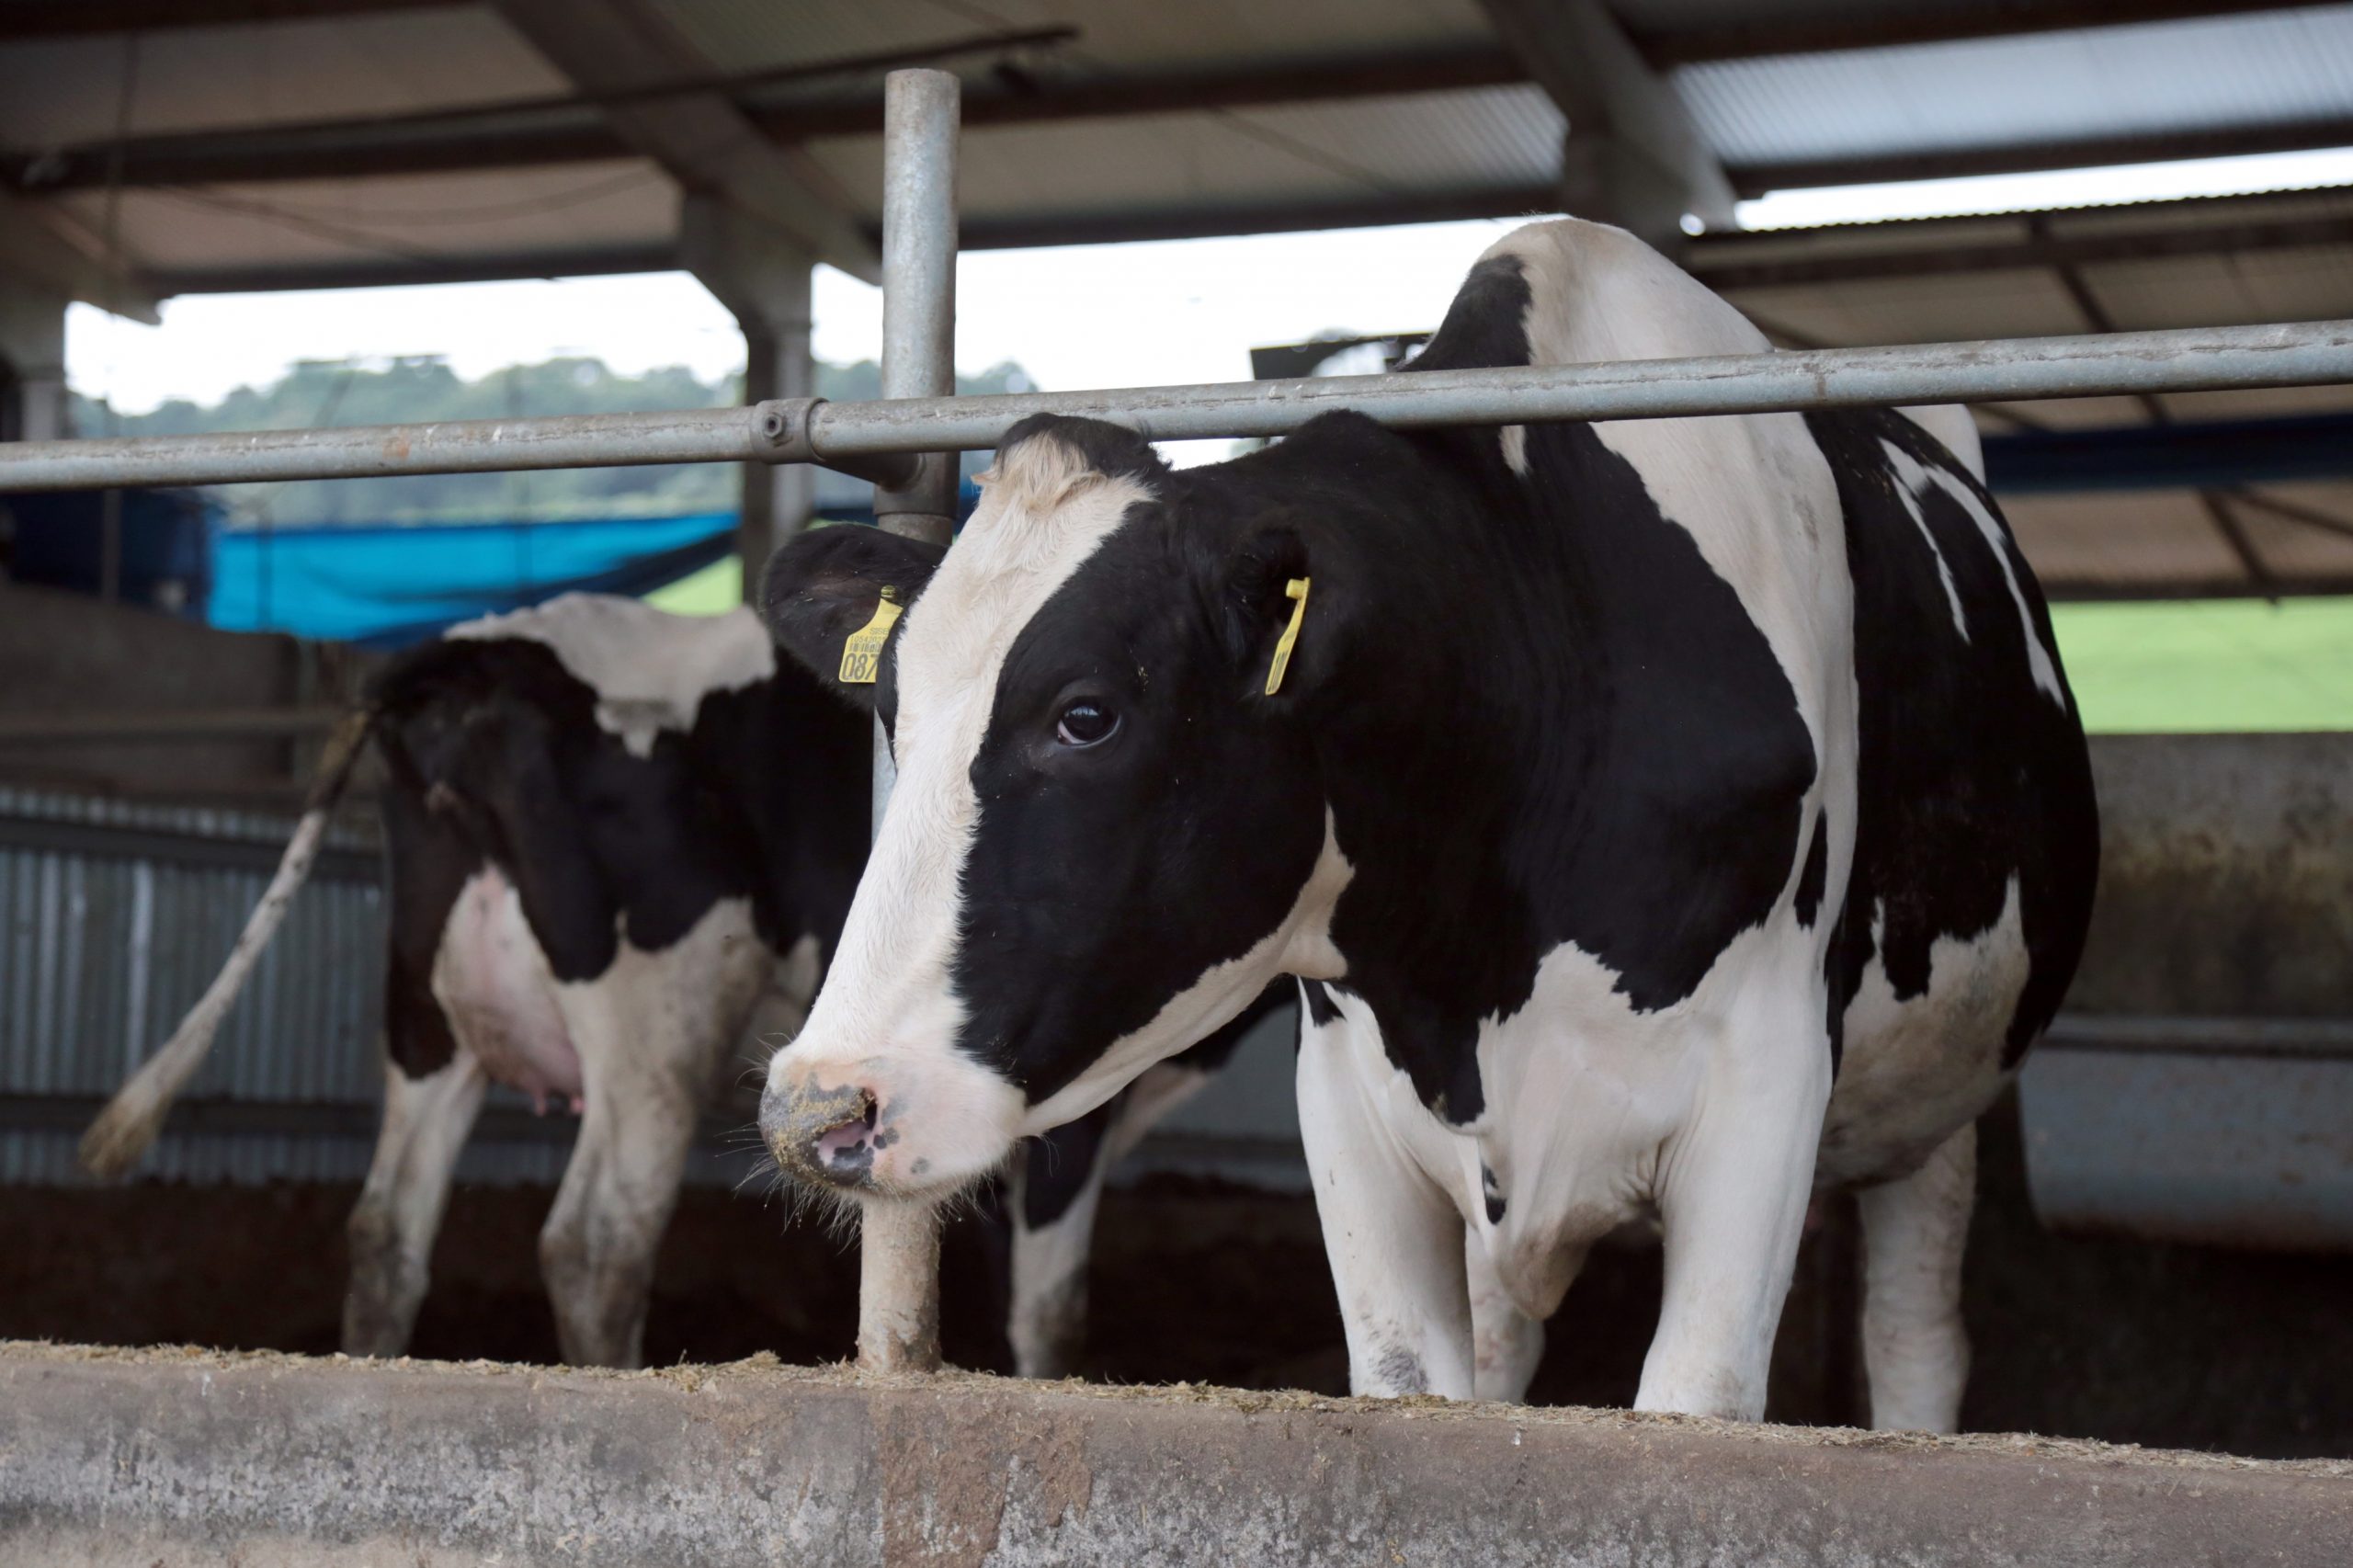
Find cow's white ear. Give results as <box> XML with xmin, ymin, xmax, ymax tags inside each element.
<box><xmin>761</xmin><ymin>523</ymin><xmax>945</xmax><ymax>709</ymax></box>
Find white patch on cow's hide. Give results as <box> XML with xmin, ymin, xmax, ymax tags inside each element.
<box><xmin>449</xmin><ymin>594</ymin><xmax>776</xmax><ymax>757</ymax></box>
<box><xmin>1880</xmin><ymin>451</ymin><xmax>1972</xmax><ymax>640</ymax></box>
<box><xmin>1817</xmin><ymin>877</ymin><xmax>2030</xmax><ymax>1188</ymax></box>
<box><xmin>1304</xmin><ymin>896</ymin><xmax>1835</xmax><ymax>1415</ymax></box>
<box><xmin>431</xmin><ymin>866</ymin><xmax>581</xmax><ymax>1110</ymax></box>
<box><xmin>1483</xmin><ymin>220</ymin><xmax>1859</xmax><ymax>994</ymax></box>
<box><xmin>1875</xmin><ymin>440</ymin><xmax>2065</xmax><ymax>705</ymax></box>
<box><xmin>766</xmin><ymin>431</ymin><xmax>1154</xmax><ymax>1198</ymax></box>
<box><xmin>1898</xmin><ymin>404</ymin><xmax>1984</xmax><ymax>482</ymax></box>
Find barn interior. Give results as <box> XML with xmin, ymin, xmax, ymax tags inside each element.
<box><xmin>1</xmin><ymin>0</ymin><xmax>2349</xmax><ymax>1467</ymax></box>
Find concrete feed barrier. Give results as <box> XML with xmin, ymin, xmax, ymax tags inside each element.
<box><xmin>1</xmin><ymin>1343</ymin><xmax>2348</xmax><ymax>1566</ymax></box>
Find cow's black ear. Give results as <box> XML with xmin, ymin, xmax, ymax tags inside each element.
<box><xmin>1219</xmin><ymin>519</ymin><xmax>1336</xmax><ymax>706</ymax></box>
<box><xmin>760</xmin><ymin>523</ymin><xmax>946</xmax><ymax>709</ymax></box>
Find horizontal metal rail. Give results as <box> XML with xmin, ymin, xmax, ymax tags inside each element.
<box><xmin>2042</xmin><ymin>1012</ymin><xmax>2353</xmax><ymax>1062</ymax></box>
<box><xmin>2</xmin><ymin>319</ymin><xmax>2348</xmax><ymax>494</ymax></box>
<box><xmin>0</xmin><ymin>706</ymin><xmax>347</xmax><ymax>744</ymax></box>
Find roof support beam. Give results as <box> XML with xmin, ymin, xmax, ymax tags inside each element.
<box><xmin>1632</xmin><ymin>0</ymin><xmax>2309</xmax><ymax>68</ymax></box>
<box><xmin>1734</xmin><ymin>116</ymin><xmax>2353</xmax><ymax>195</ymax></box>
<box><xmin>679</xmin><ymin>194</ymin><xmax>816</xmax><ymax>593</ymax></box>
<box><xmin>1475</xmin><ymin>0</ymin><xmax>1735</xmax><ymax>246</ymax></box>
<box><xmin>5</xmin><ymin>43</ymin><xmax>1520</xmax><ymax>193</ymax></box>
<box><xmin>145</xmin><ymin>243</ymin><xmax>676</xmax><ymax>297</ymax></box>
<box><xmin>0</xmin><ymin>0</ymin><xmax>454</xmax><ymax>40</ymax></box>
<box><xmin>491</xmin><ymin>0</ymin><xmax>879</xmax><ymax>283</ymax></box>
<box><xmin>1692</xmin><ymin>195</ymin><xmax>2353</xmax><ymax>290</ymax></box>
<box><xmin>0</xmin><ymin>188</ymin><xmax>158</xmax><ymax>321</ymax></box>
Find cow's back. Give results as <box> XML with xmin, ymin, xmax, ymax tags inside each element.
<box><xmin>1806</xmin><ymin>409</ymin><xmax>2099</xmax><ymax>1185</ymax></box>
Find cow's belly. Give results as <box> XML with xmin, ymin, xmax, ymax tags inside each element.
<box><xmin>1816</xmin><ymin>876</ymin><xmax>2029</xmax><ymax>1187</ymax></box>
<box><xmin>430</xmin><ymin>866</ymin><xmax>585</xmax><ymax>1111</ymax></box>
<box><xmin>1324</xmin><ymin>883</ymin><xmax>2025</xmax><ymax>1320</ymax></box>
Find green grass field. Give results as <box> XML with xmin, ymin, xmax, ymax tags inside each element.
<box><xmin>653</xmin><ymin>559</ymin><xmax>2353</xmax><ymax>733</ymax></box>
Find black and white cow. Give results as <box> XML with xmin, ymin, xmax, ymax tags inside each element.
<box><xmin>756</xmin><ymin>218</ymin><xmax>2099</xmax><ymax>1426</ymax></box>
<box><xmin>82</xmin><ymin>592</ymin><xmax>1243</xmax><ymax>1370</ymax></box>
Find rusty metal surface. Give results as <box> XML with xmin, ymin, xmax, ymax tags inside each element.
<box><xmin>7</xmin><ymin>320</ymin><xmax>2353</xmax><ymax>493</ymax></box>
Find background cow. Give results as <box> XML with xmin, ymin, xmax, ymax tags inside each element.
<box><xmin>757</xmin><ymin>217</ymin><xmax>2099</xmax><ymax>1428</ymax></box>
<box><xmin>83</xmin><ymin>593</ymin><xmax>1247</xmax><ymax>1371</ymax></box>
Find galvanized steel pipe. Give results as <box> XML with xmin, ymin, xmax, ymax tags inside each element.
<box><xmin>858</xmin><ymin>66</ymin><xmax>960</xmax><ymax>1380</ymax></box>
<box><xmin>3</xmin><ymin>320</ymin><xmax>2351</xmax><ymax>494</ymax></box>
<box><xmin>870</xmin><ymin>66</ymin><xmax>961</xmax><ymax>541</ymax></box>
<box><xmin>0</xmin><ymin>403</ymin><xmax>800</xmax><ymax>492</ymax></box>
<box><xmin>807</xmin><ymin>317</ymin><xmax>2353</xmax><ymax>453</ymax></box>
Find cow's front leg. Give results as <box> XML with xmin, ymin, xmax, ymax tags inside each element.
<box><xmin>1466</xmin><ymin>1226</ymin><xmax>1546</xmax><ymax>1402</ymax></box>
<box><xmin>1006</xmin><ymin>1102</ymin><xmax>1115</xmax><ymax>1379</ymax></box>
<box><xmin>1297</xmin><ymin>1008</ymin><xmax>1474</xmax><ymax>1399</ymax></box>
<box><xmin>1857</xmin><ymin>1120</ymin><xmax>1975</xmax><ymax>1432</ymax></box>
<box><xmin>1639</xmin><ymin>1024</ymin><xmax>1831</xmax><ymax>1420</ymax></box>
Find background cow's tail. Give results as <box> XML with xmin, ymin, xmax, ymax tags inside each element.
<box><xmin>78</xmin><ymin>708</ymin><xmax>378</xmax><ymax>1179</ymax></box>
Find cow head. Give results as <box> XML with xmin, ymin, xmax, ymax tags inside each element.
<box><xmin>756</xmin><ymin>415</ymin><xmax>1354</xmax><ymax>1200</ymax></box>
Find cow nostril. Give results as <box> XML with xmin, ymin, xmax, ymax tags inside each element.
<box><xmin>762</xmin><ymin>1079</ymin><xmax>887</xmax><ymax>1188</ymax></box>
<box><xmin>814</xmin><ymin>1094</ymin><xmax>880</xmax><ymax>1173</ymax></box>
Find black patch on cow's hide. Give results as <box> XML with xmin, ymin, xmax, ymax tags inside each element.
<box><xmin>949</xmin><ymin>449</ymin><xmax>1331</xmax><ymax>1107</ymax></box>
<box><xmin>1805</xmin><ymin>409</ymin><xmax>2099</xmax><ymax>1068</ymax></box>
<box><xmin>367</xmin><ymin>635</ymin><xmax>869</xmax><ymax>1077</ymax></box>
<box><xmin>761</xmin><ymin>522</ymin><xmax>947</xmax><ymax>726</ymax></box>
<box><xmin>1019</xmin><ymin>983</ymin><xmax>1290</xmax><ymax>1229</ymax></box>
<box><xmin>1299</xmin><ymin>979</ymin><xmax>1340</xmax><ymax>1028</ymax></box>
<box><xmin>945</xmin><ymin>395</ymin><xmax>1813</xmax><ymax>1121</ymax></box>
<box><xmin>942</xmin><ymin>249</ymin><xmax>1817</xmax><ymax>1125</ymax></box>
<box><xmin>1794</xmin><ymin>811</ymin><xmax>1828</xmax><ymax>928</ymax></box>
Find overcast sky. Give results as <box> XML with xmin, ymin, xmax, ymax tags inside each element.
<box><xmin>65</xmin><ymin>144</ymin><xmax>2353</xmax><ymax>435</ymax></box>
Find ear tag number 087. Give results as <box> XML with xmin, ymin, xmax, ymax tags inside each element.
<box><xmin>840</xmin><ymin>586</ymin><xmax>903</xmax><ymax>685</ymax></box>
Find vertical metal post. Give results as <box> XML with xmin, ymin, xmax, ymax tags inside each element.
<box><xmin>872</xmin><ymin>67</ymin><xmax>961</xmax><ymax>545</ymax></box>
<box><xmin>857</xmin><ymin>65</ymin><xmax>960</xmax><ymax>1376</ymax></box>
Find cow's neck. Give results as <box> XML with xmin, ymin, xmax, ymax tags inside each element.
<box><xmin>1273</xmin><ymin>427</ymin><xmax>1623</xmax><ymax>1125</ymax></box>
<box><xmin>1264</xmin><ymin>414</ymin><xmax>1818</xmax><ymax>1130</ymax></box>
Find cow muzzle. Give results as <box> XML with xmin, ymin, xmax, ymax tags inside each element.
<box><xmin>759</xmin><ymin>1041</ymin><xmax>1029</xmax><ymax>1200</ymax></box>
<box><xmin>760</xmin><ymin>1076</ymin><xmax>885</xmax><ymax>1190</ymax></box>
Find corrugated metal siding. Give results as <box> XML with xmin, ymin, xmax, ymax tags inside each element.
<box><xmin>0</xmin><ymin>786</ymin><xmax>756</xmax><ymax>1190</ymax></box>
<box><xmin>1677</xmin><ymin>4</ymin><xmax>2353</xmax><ymax>166</ymax></box>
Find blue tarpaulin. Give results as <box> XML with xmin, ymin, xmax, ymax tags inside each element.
<box><xmin>208</xmin><ymin>511</ymin><xmax>736</xmax><ymax>647</ymax></box>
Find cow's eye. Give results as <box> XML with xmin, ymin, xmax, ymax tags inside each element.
<box><xmin>1055</xmin><ymin>699</ymin><xmax>1119</xmax><ymax>747</ymax></box>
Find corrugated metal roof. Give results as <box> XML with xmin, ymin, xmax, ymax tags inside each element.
<box><xmin>0</xmin><ymin>8</ymin><xmax>563</xmax><ymax>146</ymax></box>
<box><xmin>660</xmin><ymin>0</ymin><xmax>1496</xmax><ymax>75</ymax></box>
<box><xmin>803</xmin><ymin>84</ymin><xmax>1561</xmax><ymax>227</ymax></box>
<box><xmin>48</xmin><ymin>161</ymin><xmax>677</xmax><ymax>280</ymax></box>
<box><xmin>1677</xmin><ymin>5</ymin><xmax>2353</xmax><ymax>167</ymax></box>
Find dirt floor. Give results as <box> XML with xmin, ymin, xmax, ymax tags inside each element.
<box><xmin>2</xmin><ymin>1097</ymin><xmax>2347</xmax><ymax>1459</ymax></box>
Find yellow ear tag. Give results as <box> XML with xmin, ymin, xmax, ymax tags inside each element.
<box><xmin>1263</xmin><ymin>577</ymin><xmax>1311</xmax><ymax>696</ymax></box>
<box><xmin>838</xmin><ymin>586</ymin><xmax>903</xmax><ymax>685</ymax></box>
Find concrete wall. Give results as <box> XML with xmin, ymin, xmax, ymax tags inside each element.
<box><xmin>0</xmin><ymin>273</ymin><xmax>67</xmax><ymax>442</ymax></box>
<box><xmin>0</xmin><ymin>579</ymin><xmax>368</xmax><ymax>800</ymax></box>
<box><xmin>2073</xmin><ymin>732</ymin><xmax>2352</xmax><ymax>1017</ymax></box>
<box><xmin>4</xmin><ymin>1344</ymin><xmax>2347</xmax><ymax>1567</ymax></box>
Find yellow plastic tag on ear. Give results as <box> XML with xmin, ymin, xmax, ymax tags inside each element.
<box><xmin>1264</xmin><ymin>577</ymin><xmax>1311</xmax><ymax>696</ymax></box>
<box><xmin>838</xmin><ymin>586</ymin><xmax>903</xmax><ymax>685</ymax></box>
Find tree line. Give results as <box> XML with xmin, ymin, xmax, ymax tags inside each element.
<box><xmin>73</xmin><ymin>355</ymin><xmax>1035</xmax><ymax>527</ymax></box>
